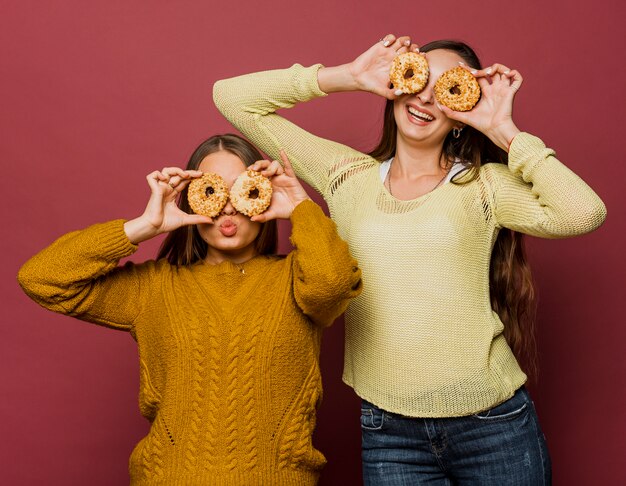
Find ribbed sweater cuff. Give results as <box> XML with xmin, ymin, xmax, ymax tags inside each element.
<box><xmin>92</xmin><ymin>219</ymin><xmax>138</xmax><ymax>261</ymax></box>
<box><xmin>507</xmin><ymin>132</ymin><xmax>555</xmax><ymax>181</ymax></box>
<box><xmin>293</xmin><ymin>63</ymin><xmax>327</xmax><ymax>100</ymax></box>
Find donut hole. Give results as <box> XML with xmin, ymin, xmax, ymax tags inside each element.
<box><xmin>404</xmin><ymin>68</ymin><xmax>414</xmax><ymax>79</ymax></box>
<box><xmin>449</xmin><ymin>85</ymin><xmax>462</xmax><ymax>96</ymax></box>
<box><xmin>248</xmin><ymin>188</ymin><xmax>259</xmax><ymax>199</ymax></box>
<box><xmin>205</xmin><ymin>186</ymin><xmax>215</xmax><ymax>197</ymax></box>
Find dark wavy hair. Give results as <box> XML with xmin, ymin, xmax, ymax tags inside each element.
<box><xmin>157</xmin><ymin>134</ymin><xmax>278</xmax><ymax>265</ymax></box>
<box><xmin>369</xmin><ymin>40</ymin><xmax>537</xmax><ymax>376</ymax></box>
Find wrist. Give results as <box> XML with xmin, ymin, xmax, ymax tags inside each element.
<box><xmin>124</xmin><ymin>216</ymin><xmax>160</xmax><ymax>245</ymax></box>
<box><xmin>318</xmin><ymin>64</ymin><xmax>359</xmax><ymax>93</ymax></box>
<box><xmin>488</xmin><ymin>122</ymin><xmax>520</xmax><ymax>152</ymax></box>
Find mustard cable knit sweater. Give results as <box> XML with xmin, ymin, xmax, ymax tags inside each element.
<box><xmin>18</xmin><ymin>200</ymin><xmax>362</xmax><ymax>486</ymax></box>
<box><xmin>213</xmin><ymin>63</ymin><xmax>607</xmax><ymax>418</ymax></box>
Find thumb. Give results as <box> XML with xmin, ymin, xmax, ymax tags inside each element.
<box><xmin>184</xmin><ymin>214</ymin><xmax>213</xmax><ymax>226</ymax></box>
<box><xmin>437</xmin><ymin>101</ymin><xmax>470</xmax><ymax>125</ymax></box>
<box><xmin>251</xmin><ymin>209</ymin><xmax>279</xmax><ymax>223</ymax></box>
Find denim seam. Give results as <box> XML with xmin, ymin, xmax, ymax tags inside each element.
<box><xmin>423</xmin><ymin>419</ymin><xmax>448</xmax><ymax>472</ymax></box>
<box><xmin>361</xmin><ymin>408</ymin><xmax>385</xmax><ymax>431</ymax></box>
<box><xmin>528</xmin><ymin>404</ymin><xmax>549</xmax><ymax>485</ymax></box>
<box><xmin>472</xmin><ymin>402</ymin><xmax>528</xmax><ymax>421</ymax></box>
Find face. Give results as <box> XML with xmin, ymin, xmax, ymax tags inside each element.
<box><xmin>393</xmin><ymin>49</ymin><xmax>465</xmax><ymax>147</ymax></box>
<box><xmin>196</xmin><ymin>151</ymin><xmax>261</xmax><ymax>263</ymax></box>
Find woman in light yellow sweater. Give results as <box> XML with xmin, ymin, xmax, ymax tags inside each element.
<box><xmin>18</xmin><ymin>134</ymin><xmax>362</xmax><ymax>485</ymax></box>
<box><xmin>213</xmin><ymin>37</ymin><xmax>607</xmax><ymax>485</ymax></box>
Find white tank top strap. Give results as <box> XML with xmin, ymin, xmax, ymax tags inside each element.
<box><xmin>379</xmin><ymin>158</ymin><xmax>469</xmax><ymax>184</ymax></box>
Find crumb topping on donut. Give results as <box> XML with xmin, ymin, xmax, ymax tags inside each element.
<box><xmin>230</xmin><ymin>170</ymin><xmax>273</xmax><ymax>217</ymax></box>
<box><xmin>389</xmin><ymin>52</ymin><xmax>429</xmax><ymax>94</ymax></box>
<box><xmin>187</xmin><ymin>172</ymin><xmax>229</xmax><ymax>218</ymax></box>
<box><xmin>434</xmin><ymin>67</ymin><xmax>481</xmax><ymax>112</ymax></box>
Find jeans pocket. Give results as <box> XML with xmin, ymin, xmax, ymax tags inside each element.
<box><xmin>472</xmin><ymin>388</ymin><xmax>529</xmax><ymax>422</ymax></box>
<box><xmin>360</xmin><ymin>401</ymin><xmax>386</xmax><ymax>430</ymax></box>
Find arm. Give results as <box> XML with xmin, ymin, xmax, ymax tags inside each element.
<box><xmin>17</xmin><ymin>220</ymin><xmax>146</xmax><ymax>331</ymax></box>
<box><xmin>213</xmin><ymin>35</ymin><xmax>423</xmax><ymax>197</ymax></box>
<box><xmin>250</xmin><ymin>152</ymin><xmax>362</xmax><ymax>325</ymax></box>
<box><xmin>213</xmin><ymin>64</ymin><xmax>370</xmax><ymax>197</ymax></box>
<box><xmin>289</xmin><ymin>200</ymin><xmax>362</xmax><ymax>327</ymax></box>
<box><xmin>18</xmin><ymin>166</ymin><xmax>213</xmax><ymax>330</ymax></box>
<box><xmin>440</xmin><ymin>61</ymin><xmax>605</xmax><ymax>236</ymax></box>
<box><xmin>484</xmin><ymin>133</ymin><xmax>607</xmax><ymax>237</ymax></box>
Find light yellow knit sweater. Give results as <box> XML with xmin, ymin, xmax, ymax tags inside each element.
<box><xmin>213</xmin><ymin>63</ymin><xmax>607</xmax><ymax>417</ymax></box>
<box><xmin>18</xmin><ymin>200</ymin><xmax>362</xmax><ymax>485</ymax></box>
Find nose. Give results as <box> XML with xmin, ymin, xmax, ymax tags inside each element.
<box><xmin>416</xmin><ymin>85</ymin><xmax>434</xmax><ymax>105</ymax></box>
<box><xmin>221</xmin><ymin>198</ymin><xmax>238</xmax><ymax>216</ymax></box>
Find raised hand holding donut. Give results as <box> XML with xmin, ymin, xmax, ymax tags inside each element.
<box><xmin>124</xmin><ymin>168</ymin><xmax>212</xmax><ymax>244</ymax></box>
<box><xmin>318</xmin><ymin>34</ymin><xmax>421</xmax><ymax>100</ymax></box>
<box><xmin>437</xmin><ymin>62</ymin><xmax>522</xmax><ymax>151</ymax></box>
<box><xmin>248</xmin><ymin>150</ymin><xmax>310</xmax><ymax>223</ymax></box>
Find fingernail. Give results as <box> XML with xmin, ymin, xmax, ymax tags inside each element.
<box><xmin>394</xmin><ymin>89</ymin><xmax>404</xmax><ymax>96</ymax></box>
<box><xmin>458</xmin><ymin>61</ymin><xmax>466</xmax><ymax>66</ymax></box>
<box><xmin>383</xmin><ymin>40</ymin><xmax>391</xmax><ymax>47</ymax></box>
<box><xmin>471</xmin><ymin>69</ymin><xmax>477</xmax><ymax>75</ymax></box>
<box><xmin>415</xmin><ymin>46</ymin><xmax>420</xmax><ymax>52</ymax></box>
<box><xmin>486</xmin><ymin>68</ymin><xmax>492</xmax><ymax>74</ymax></box>
<box><xmin>404</xmin><ymin>40</ymin><xmax>410</xmax><ymax>46</ymax></box>
<box><xmin>504</xmin><ymin>70</ymin><xmax>510</xmax><ymax>74</ymax></box>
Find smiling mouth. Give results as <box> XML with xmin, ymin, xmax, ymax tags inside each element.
<box><xmin>407</xmin><ymin>105</ymin><xmax>434</xmax><ymax>122</ymax></box>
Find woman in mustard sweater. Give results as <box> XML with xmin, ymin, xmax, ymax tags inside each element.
<box><xmin>18</xmin><ymin>134</ymin><xmax>362</xmax><ymax>485</ymax></box>
<box><xmin>213</xmin><ymin>37</ymin><xmax>607</xmax><ymax>485</ymax></box>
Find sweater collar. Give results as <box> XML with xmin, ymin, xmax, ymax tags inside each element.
<box><xmin>192</xmin><ymin>255</ymin><xmax>276</xmax><ymax>276</ymax></box>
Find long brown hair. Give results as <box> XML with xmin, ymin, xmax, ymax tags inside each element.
<box><xmin>157</xmin><ymin>134</ymin><xmax>278</xmax><ymax>265</ymax></box>
<box><xmin>369</xmin><ymin>40</ymin><xmax>537</xmax><ymax>375</ymax></box>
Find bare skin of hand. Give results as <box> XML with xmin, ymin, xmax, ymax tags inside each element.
<box><xmin>124</xmin><ymin>168</ymin><xmax>212</xmax><ymax>244</ymax></box>
<box><xmin>248</xmin><ymin>150</ymin><xmax>310</xmax><ymax>223</ymax></box>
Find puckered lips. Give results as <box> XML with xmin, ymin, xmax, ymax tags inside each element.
<box><xmin>405</xmin><ymin>102</ymin><xmax>435</xmax><ymax>126</ymax></box>
<box><xmin>218</xmin><ymin>218</ymin><xmax>237</xmax><ymax>237</ymax></box>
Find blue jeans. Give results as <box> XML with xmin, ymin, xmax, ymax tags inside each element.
<box><xmin>361</xmin><ymin>387</ymin><xmax>551</xmax><ymax>485</ymax></box>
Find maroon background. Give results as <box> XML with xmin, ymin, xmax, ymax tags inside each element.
<box><xmin>2</xmin><ymin>1</ymin><xmax>624</xmax><ymax>484</ymax></box>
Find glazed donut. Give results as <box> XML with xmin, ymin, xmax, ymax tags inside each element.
<box><xmin>389</xmin><ymin>52</ymin><xmax>429</xmax><ymax>94</ymax></box>
<box><xmin>230</xmin><ymin>170</ymin><xmax>273</xmax><ymax>217</ymax></box>
<box><xmin>434</xmin><ymin>67</ymin><xmax>481</xmax><ymax>112</ymax></box>
<box><xmin>187</xmin><ymin>173</ymin><xmax>229</xmax><ymax>218</ymax></box>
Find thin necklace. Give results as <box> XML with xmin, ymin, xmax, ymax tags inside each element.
<box><xmin>387</xmin><ymin>156</ymin><xmax>450</xmax><ymax>197</ymax></box>
<box><xmin>204</xmin><ymin>258</ymin><xmax>246</xmax><ymax>274</ymax></box>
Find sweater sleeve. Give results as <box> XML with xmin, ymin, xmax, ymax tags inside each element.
<box><xmin>17</xmin><ymin>220</ymin><xmax>152</xmax><ymax>331</ymax></box>
<box><xmin>288</xmin><ymin>199</ymin><xmax>362</xmax><ymax>327</ymax></box>
<box><xmin>483</xmin><ymin>133</ymin><xmax>607</xmax><ymax>238</ymax></box>
<box><xmin>213</xmin><ymin>64</ymin><xmax>371</xmax><ymax>198</ymax></box>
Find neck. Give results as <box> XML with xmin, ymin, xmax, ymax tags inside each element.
<box><xmin>394</xmin><ymin>136</ymin><xmax>448</xmax><ymax>178</ymax></box>
<box><xmin>204</xmin><ymin>247</ymin><xmax>258</xmax><ymax>266</ymax></box>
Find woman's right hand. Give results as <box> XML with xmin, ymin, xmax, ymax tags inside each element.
<box><xmin>124</xmin><ymin>167</ymin><xmax>212</xmax><ymax>244</ymax></box>
<box><xmin>318</xmin><ymin>34</ymin><xmax>420</xmax><ymax>99</ymax></box>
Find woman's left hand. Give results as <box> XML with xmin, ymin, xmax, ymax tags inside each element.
<box><xmin>247</xmin><ymin>150</ymin><xmax>310</xmax><ymax>222</ymax></box>
<box><xmin>437</xmin><ymin>63</ymin><xmax>523</xmax><ymax>151</ymax></box>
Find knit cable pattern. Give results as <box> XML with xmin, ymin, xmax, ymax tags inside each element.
<box><xmin>17</xmin><ymin>200</ymin><xmax>361</xmax><ymax>483</ymax></box>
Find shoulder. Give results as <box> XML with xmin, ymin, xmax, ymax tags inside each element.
<box><xmin>477</xmin><ymin>162</ymin><xmax>518</xmax><ymax>189</ymax></box>
<box><xmin>328</xmin><ymin>154</ymin><xmax>379</xmax><ymax>198</ymax></box>
<box><xmin>479</xmin><ymin>161</ymin><xmax>509</xmax><ymax>176</ymax></box>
